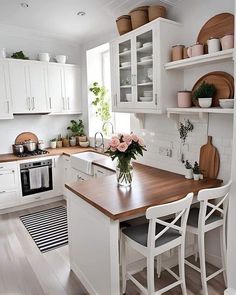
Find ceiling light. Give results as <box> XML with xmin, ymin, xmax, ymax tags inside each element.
<box><xmin>77</xmin><ymin>11</ymin><xmax>86</xmax><ymax>16</ymax></box>
<box><xmin>20</xmin><ymin>2</ymin><xmax>29</xmax><ymax>8</ymax></box>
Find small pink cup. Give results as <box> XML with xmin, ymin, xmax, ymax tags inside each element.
<box><xmin>177</xmin><ymin>91</ymin><xmax>192</xmax><ymax>108</ymax></box>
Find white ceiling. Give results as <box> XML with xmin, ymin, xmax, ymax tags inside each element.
<box><xmin>0</xmin><ymin>0</ymin><xmax>181</xmax><ymax>44</ymax></box>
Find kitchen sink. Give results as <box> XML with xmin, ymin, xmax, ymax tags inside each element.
<box><xmin>70</xmin><ymin>151</ymin><xmax>108</xmax><ymax>175</ymax></box>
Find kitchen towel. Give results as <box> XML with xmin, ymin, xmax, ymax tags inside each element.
<box><xmin>29</xmin><ymin>167</ymin><xmax>42</xmax><ymax>190</ymax></box>
<box><xmin>41</xmin><ymin>166</ymin><xmax>49</xmax><ymax>188</ymax></box>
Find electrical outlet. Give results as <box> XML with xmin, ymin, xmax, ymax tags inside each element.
<box><xmin>158</xmin><ymin>147</ymin><xmax>172</xmax><ymax>158</ymax></box>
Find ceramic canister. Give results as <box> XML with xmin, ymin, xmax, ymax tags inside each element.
<box><xmin>177</xmin><ymin>91</ymin><xmax>192</xmax><ymax>108</ymax></box>
<box><xmin>221</xmin><ymin>34</ymin><xmax>234</xmax><ymax>50</ymax></box>
<box><xmin>171</xmin><ymin>45</ymin><xmax>184</xmax><ymax>61</ymax></box>
<box><xmin>207</xmin><ymin>37</ymin><xmax>221</xmax><ymax>54</ymax></box>
<box><xmin>187</xmin><ymin>43</ymin><xmax>204</xmax><ymax>57</ymax></box>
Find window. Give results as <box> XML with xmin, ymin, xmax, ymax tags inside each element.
<box><xmin>87</xmin><ymin>43</ymin><xmax>130</xmax><ymax>138</ymax></box>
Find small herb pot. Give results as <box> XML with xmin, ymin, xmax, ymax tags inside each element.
<box><xmin>56</xmin><ymin>140</ymin><xmax>63</xmax><ymax>148</ymax></box>
<box><xmin>185</xmin><ymin>168</ymin><xmax>193</xmax><ymax>179</ymax></box>
<box><xmin>70</xmin><ymin>137</ymin><xmax>77</xmax><ymax>147</ymax></box>
<box><xmin>79</xmin><ymin>135</ymin><xmax>87</xmax><ymax>143</ymax></box>
<box><xmin>193</xmin><ymin>173</ymin><xmax>200</xmax><ymax>181</ymax></box>
<box><xmin>62</xmin><ymin>138</ymin><xmax>69</xmax><ymax>147</ymax></box>
<box><xmin>50</xmin><ymin>141</ymin><xmax>57</xmax><ymax>149</ymax></box>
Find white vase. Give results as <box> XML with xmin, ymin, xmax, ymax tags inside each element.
<box><xmin>50</xmin><ymin>141</ymin><xmax>57</xmax><ymax>149</ymax></box>
<box><xmin>193</xmin><ymin>174</ymin><xmax>200</xmax><ymax>181</ymax></box>
<box><xmin>185</xmin><ymin>168</ymin><xmax>193</xmax><ymax>179</ymax></box>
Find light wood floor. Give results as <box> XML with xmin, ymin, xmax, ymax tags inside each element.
<box><xmin>0</xmin><ymin>201</ymin><xmax>225</xmax><ymax>295</ymax></box>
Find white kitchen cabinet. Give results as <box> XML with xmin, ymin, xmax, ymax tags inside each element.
<box><xmin>110</xmin><ymin>18</ymin><xmax>182</xmax><ymax>114</ymax></box>
<box><xmin>0</xmin><ymin>162</ymin><xmax>20</xmax><ymax>208</ymax></box>
<box><xmin>9</xmin><ymin>60</ymin><xmax>49</xmax><ymax>114</ymax></box>
<box><xmin>93</xmin><ymin>165</ymin><xmax>115</xmax><ymax>177</ymax></box>
<box><xmin>48</xmin><ymin>64</ymin><xmax>81</xmax><ymax>114</ymax></box>
<box><xmin>0</xmin><ymin>61</ymin><xmax>13</xmax><ymax>119</ymax></box>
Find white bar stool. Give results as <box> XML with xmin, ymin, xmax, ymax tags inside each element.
<box><xmin>120</xmin><ymin>193</ymin><xmax>193</xmax><ymax>295</ymax></box>
<box><xmin>185</xmin><ymin>181</ymin><xmax>231</xmax><ymax>295</ymax></box>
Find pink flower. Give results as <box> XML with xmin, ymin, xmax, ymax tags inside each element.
<box><xmin>109</xmin><ymin>137</ymin><xmax>120</xmax><ymax>148</ymax></box>
<box><xmin>123</xmin><ymin>134</ymin><xmax>132</xmax><ymax>145</ymax></box>
<box><xmin>138</xmin><ymin>137</ymin><xmax>145</xmax><ymax>147</ymax></box>
<box><xmin>131</xmin><ymin>133</ymin><xmax>139</xmax><ymax>142</ymax></box>
<box><xmin>117</xmin><ymin>142</ymin><xmax>128</xmax><ymax>152</ymax></box>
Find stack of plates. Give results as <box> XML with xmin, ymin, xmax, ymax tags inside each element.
<box><xmin>144</xmin><ymin>90</ymin><xmax>153</xmax><ymax>97</ymax></box>
<box><xmin>121</xmin><ymin>61</ymin><xmax>131</xmax><ymax>67</ymax></box>
<box><xmin>140</xmin><ymin>97</ymin><xmax>152</xmax><ymax>102</ymax></box>
<box><xmin>140</xmin><ymin>56</ymin><xmax>152</xmax><ymax>62</ymax></box>
<box><xmin>143</xmin><ymin>42</ymin><xmax>153</xmax><ymax>47</ymax></box>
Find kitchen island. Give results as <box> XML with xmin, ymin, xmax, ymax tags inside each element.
<box><xmin>65</xmin><ymin>162</ymin><xmax>222</xmax><ymax>295</ymax></box>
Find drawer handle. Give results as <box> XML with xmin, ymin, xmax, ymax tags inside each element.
<box><xmin>0</xmin><ymin>191</ymin><xmax>6</xmax><ymax>194</ymax></box>
<box><xmin>34</xmin><ymin>196</ymin><xmax>41</xmax><ymax>200</ymax></box>
<box><xmin>98</xmin><ymin>170</ymin><xmax>105</xmax><ymax>174</ymax></box>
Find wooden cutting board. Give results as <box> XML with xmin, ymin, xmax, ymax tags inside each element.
<box><xmin>15</xmin><ymin>132</ymin><xmax>38</xmax><ymax>144</ymax></box>
<box><xmin>199</xmin><ymin>136</ymin><xmax>220</xmax><ymax>179</ymax></box>
<box><xmin>197</xmin><ymin>13</ymin><xmax>234</xmax><ymax>53</ymax></box>
<box><xmin>192</xmin><ymin>71</ymin><xmax>234</xmax><ymax>107</ymax></box>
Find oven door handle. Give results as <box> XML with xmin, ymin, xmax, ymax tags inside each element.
<box><xmin>20</xmin><ymin>166</ymin><xmax>52</xmax><ymax>172</ymax></box>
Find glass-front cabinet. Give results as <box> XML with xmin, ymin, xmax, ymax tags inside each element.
<box><xmin>110</xmin><ymin>18</ymin><xmax>181</xmax><ymax>114</ymax></box>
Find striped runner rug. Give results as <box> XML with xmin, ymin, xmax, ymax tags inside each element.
<box><xmin>20</xmin><ymin>206</ymin><xmax>68</xmax><ymax>253</ymax></box>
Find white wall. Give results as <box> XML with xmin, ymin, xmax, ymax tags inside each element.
<box><xmin>0</xmin><ymin>24</ymin><xmax>83</xmax><ymax>153</ymax></box>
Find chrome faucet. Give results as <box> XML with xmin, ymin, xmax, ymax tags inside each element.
<box><xmin>94</xmin><ymin>132</ymin><xmax>104</xmax><ymax>152</ymax></box>
<box><xmin>102</xmin><ymin>121</ymin><xmax>114</xmax><ymax>135</ymax></box>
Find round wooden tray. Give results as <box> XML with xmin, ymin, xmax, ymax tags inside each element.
<box><xmin>15</xmin><ymin>132</ymin><xmax>39</xmax><ymax>144</ymax></box>
<box><xmin>197</xmin><ymin>13</ymin><xmax>234</xmax><ymax>53</ymax></box>
<box><xmin>192</xmin><ymin>71</ymin><xmax>234</xmax><ymax>107</ymax></box>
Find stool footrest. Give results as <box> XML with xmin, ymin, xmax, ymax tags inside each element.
<box><xmin>185</xmin><ymin>259</ymin><xmax>201</xmax><ymax>273</ymax></box>
<box><xmin>206</xmin><ymin>268</ymin><xmax>224</xmax><ymax>282</ymax></box>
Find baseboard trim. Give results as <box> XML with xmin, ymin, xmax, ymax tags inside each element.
<box><xmin>71</xmin><ymin>262</ymin><xmax>99</xmax><ymax>295</ymax></box>
<box><xmin>205</xmin><ymin>252</ymin><xmax>222</xmax><ymax>268</ymax></box>
<box><xmin>225</xmin><ymin>288</ymin><xmax>236</xmax><ymax>295</ymax></box>
<box><xmin>0</xmin><ymin>195</ymin><xmax>64</xmax><ymax>214</ymax></box>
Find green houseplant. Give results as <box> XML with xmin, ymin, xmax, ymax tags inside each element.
<box><xmin>184</xmin><ymin>160</ymin><xmax>193</xmax><ymax>179</ymax></box>
<box><xmin>67</xmin><ymin>119</ymin><xmax>86</xmax><ymax>144</ymax></box>
<box><xmin>193</xmin><ymin>161</ymin><xmax>200</xmax><ymax>181</ymax></box>
<box><xmin>192</xmin><ymin>81</ymin><xmax>216</xmax><ymax>108</ymax></box>
<box><xmin>178</xmin><ymin>119</ymin><xmax>194</xmax><ymax>144</ymax></box>
<box><xmin>89</xmin><ymin>82</ymin><xmax>111</xmax><ymax>135</ymax></box>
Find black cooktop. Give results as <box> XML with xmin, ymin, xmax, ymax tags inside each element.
<box><xmin>15</xmin><ymin>149</ymin><xmax>49</xmax><ymax>158</ymax></box>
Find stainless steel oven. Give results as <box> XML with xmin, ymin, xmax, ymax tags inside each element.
<box><xmin>20</xmin><ymin>159</ymin><xmax>53</xmax><ymax>196</ymax></box>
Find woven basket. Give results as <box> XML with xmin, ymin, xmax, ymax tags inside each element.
<box><xmin>129</xmin><ymin>6</ymin><xmax>149</xmax><ymax>30</ymax></box>
<box><xmin>116</xmin><ymin>15</ymin><xmax>132</xmax><ymax>35</ymax></box>
<box><xmin>148</xmin><ymin>5</ymin><xmax>167</xmax><ymax>21</ymax></box>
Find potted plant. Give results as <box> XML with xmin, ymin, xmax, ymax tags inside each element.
<box><xmin>67</xmin><ymin>119</ymin><xmax>86</xmax><ymax>145</ymax></box>
<box><xmin>193</xmin><ymin>161</ymin><xmax>200</xmax><ymax>181</ymax></box>
<box><xmin>62</xmin><ymin>135</ymin><xmax>70</xmax><ymax>147</ymax></box>
<box><xmin>178</xmin><ymin>119</ymin><xmax>194</xmax><ymax>144</ymax></box>
<box><xmin>192</xmin><ymin>81</ymin><xmax>216</xmax><ymax>108</ymax></box>
<box><xmin>56</xmin><ymin>134</ymin><xmax>63</xmax><ymax>148</ymax></box>
<box><xmin>69</xmin><ymin>136</ymin><xmax>77</xmax><ymax>147</ymax></box>
<box><xmin>106</xmin><ymin>133</ymin><xmax>146</xmax><ymax>187</ymax></box>
<box><xmin>184</xmin><ymin>160</ymin><xmax>193</xmax><ymax>179</ymax></box>
<box><xmin>50</xmin><ymin>138</ymin><xmax>57</xmax><ymax>149</ymax></box>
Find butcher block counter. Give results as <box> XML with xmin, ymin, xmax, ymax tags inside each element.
<box><xmin>65</xmin><ymin>162</ymin><xmax>222</xmax><ymax>295</ymax></box>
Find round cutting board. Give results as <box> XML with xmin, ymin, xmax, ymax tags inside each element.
<box><xmin>15</xmin><ymin>132</ymin><xmax>39</xmax><ymax>144</ymax></box>
<box><xmin>192</xmin><ymin>71</ymin><xmax>234</xmax><ymax>107</ymax></box>
<box><xmin>197</xmin><ymin>13</ymin><xmax>234</xmax><ymax>46</ymax></box>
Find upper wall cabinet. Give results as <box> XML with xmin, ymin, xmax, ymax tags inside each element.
<box><xmin>0</xmin><ymin>61</ymin><xmax>13</xmax><ymax>119</ymax></box>
<box><xmin>48</xmin><ymin>64</ymin><xmax>81</xmax><ymax>114</ymax></box>
<box><xmin>9</xmin><ymin>60</ymin><xmax>49</xmax><ymax>114</ymax></box>
<box><xmin>110</xmin><ymin>18</ymin><xmax>182</xmax><ymax>114</ymax></box>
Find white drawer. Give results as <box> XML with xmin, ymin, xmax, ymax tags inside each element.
<box><xmin>0</xmin><ymin>190</ymin><xmax>19</xmax><ymax>204</ymax></box>
<box><xmin>0</xmin><ymin>161</ymin><xmax>17</xmax><ymax>171</ymax></box>
<box><xmin>93</xmin><ymin>165</ymin><xmax>115</xmax><ymax>178</ymax></box>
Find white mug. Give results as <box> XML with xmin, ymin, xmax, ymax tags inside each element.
<box><xmin>38</xmin><ymin>53</ymin><xmax>50</xmax><ymax>62</ymax></box>
<box><xmin>207</xmin><ymin>38</ymin><xmax>220</xmax><ymax>54</ymax></box>
<box><xmin>187</xmin><ymin>43</ymin><xmax>204</xmax><ymax>57</ymax></box>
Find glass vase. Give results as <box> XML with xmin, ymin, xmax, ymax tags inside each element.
<box><xmin>116</xmin><ymin>160</ymin><xmax>133</xmax><ymax>187</ymax></box>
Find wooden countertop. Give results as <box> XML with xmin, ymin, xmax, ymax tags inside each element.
<box><xmin>0</xmin><ymin>147</ymin><xmax>95</xmax><ymax>163</ymax></box>
<box><xmin>65</xmin><ymin>162</ymin><xmax>223</xmax><ymax>220</ymax></box>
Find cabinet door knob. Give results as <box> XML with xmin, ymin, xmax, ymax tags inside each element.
<box><xmin>32</xmin><ymin>97</ymin><xmax>35</xmax><ymax>110</ymax></box>
<box><xmin>67</xmin><ymin>97</ymin><xmax>70</xmax><ymax>110</ymax></box>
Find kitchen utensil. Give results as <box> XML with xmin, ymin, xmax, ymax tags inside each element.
<box><xmin>140</xmin><ymin>96</ymin><xmax>152</xmax><ymax>102</ymax></box>
<box><xmin>129</xmin><ymin>6</ymin><xmax>149</xmax><ymax>30</ymax></box>
<box><xmin>171</xmin><ymin>45</ymin><xmax>184</xmax><ymax>61</ymax></box>
<box><xmin>197</xmin><ymin>13</ymin><xmax>234</xmax><ymax>53</ymax></box>
<box><xmin>38</xmin><ymin>53</ymin><xmax>50</xmax><ymax>62</ymax></box>
<box><xmin>219</xmin><ymin>99</ymin><xmax>234</xmax><ymax>109</ymax></box>
<box><xmin>207</xmin><ymin>37</ymin><xmax>221</xmax><ymax>54</ymax></box>
<box><xmin>192</xmin><ymin>71</ymin><xmax>234</xmax><ymax>107</ymax></box>
<box><xmin>55</xmin><ymin>55</ymin><xmax>67</xmax><ymax>64</ymax></box>
<box><xmin>121</xmin><ymin>61</ymin><xmax>131</xmax><ymax>67</ymax></box>
<box><xmin>24</xmin><ymin>140</ymin><xmax>37</xmax><ymax>152</ymax></box>
<box><xmin>126</xmin><ymin>93</ymin><xmax>132</xmax><ymax>101</ymax></box>
<box><xmin>15</xmin><ymin>132</ymin><xmax>38</xmax><ymax>145</ymax></box>
<box><xmin>221</xmin><ymin>34</ymin><xmax>234</xmax><ymax>50</ymax></box>
<box><xmin>177</xmin><ymin>91</ymin><xmax>192</xmax><ymax>108</ymax></box>
<box><xmin>187</xmin><ymin>43</ymin><xmax>204</xmax><ymax>57</ymax></box>
<box><xmin>12</xmin><ymin>144</ymin><xmax>24</xmax><ymax>155</ymax></box>
<box><xmin>148</xmin><ymin>5</ymin><xmax>166</xmax><ymax>21</ymax></box>
<box><xmin>198</xmin><ymin>97</ymin><xmax>212</xmax><ymax>108</ymax></box>
<box><xmin>199</xmin><ymin>136</ymin><xmax>220</xmax><ymax>179</ymax></box>
<box><xmin>116</xmin><ymin>15</ymin><xmax>132</xmax><ymax>36</ymax></box>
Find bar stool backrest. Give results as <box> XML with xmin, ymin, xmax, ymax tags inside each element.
<box><xmin>146</xmin><ymin>193</ymin><xmax>193</xmax><ymax>249</ymax></box>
